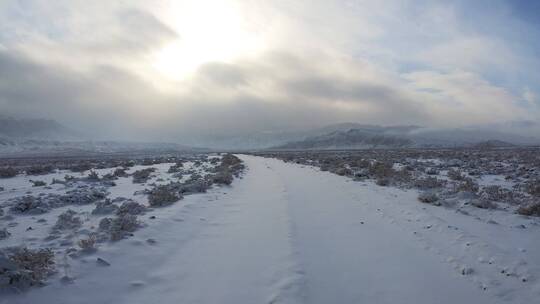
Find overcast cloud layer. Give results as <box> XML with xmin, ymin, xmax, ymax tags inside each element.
<box><xmin>0</xmin><ymin>0</ymin><xmax>539</xmax><ymax>141</ymax></box>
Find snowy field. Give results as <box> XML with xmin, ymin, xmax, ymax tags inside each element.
<box><xmin>1</xmin><ymin>153</ymin><xmax>539</xmax><ymax>303</ymax></box>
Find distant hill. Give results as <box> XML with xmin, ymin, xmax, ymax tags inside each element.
<box><xmin>0</xmin><ymin>117</ymin><xmax>200</xmax><ymax>156</ymax></box>
<box><xmin>275</xmin><ymin>128</ymin><xmax>413</xmax><ymax>149</ymax></box>
<box><xmin>0</xmin><ymin>116</ymin><xmax>79</xmax><ymax>140</ymax></box>
<box><xmin>270</xmin><ymin>124</ymin><xmax>539</xmax><ymax>150</ymax></box>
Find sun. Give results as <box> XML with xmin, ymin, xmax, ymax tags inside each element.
<box><xmin>151</xmin><ymin>0</ymin><xmax>263</xmax><ymax>81</ymax></box>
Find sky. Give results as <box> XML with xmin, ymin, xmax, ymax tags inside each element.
<box><xmin>0</xmin><ymin>0</ymin><xmax>539</xmax><ymax>141</ymax></box>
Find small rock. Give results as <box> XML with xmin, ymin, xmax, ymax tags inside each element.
<box><xmin>461</xmin><ymin>266</ymin><xmax>474</xmax><ymax>275</ymax></box>
<box><xmin>146</xmin><ymin>238</ymin><xmax>157</xmax><ymax>245</ymax></box>
<box><xmin>96</xmin><ymin>257</ymin><xmax>111</xmax><ymax>266</ymax></box>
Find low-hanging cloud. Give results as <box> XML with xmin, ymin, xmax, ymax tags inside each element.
<box><xmin>0</xmin><ymin>0</ymin><xmax>538</xmax><ymax>144</ymax></box>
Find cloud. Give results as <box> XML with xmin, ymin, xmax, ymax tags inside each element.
<box><xmin>0</xmin><ymin>0</ymin><xmax>538</xmax><ymax>144</ymax></box>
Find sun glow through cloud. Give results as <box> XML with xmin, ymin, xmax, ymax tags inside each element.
<box><xmin>151</xmin><ymin>0</ymin><xmax>264</xmax><ymax>80</ymax></box>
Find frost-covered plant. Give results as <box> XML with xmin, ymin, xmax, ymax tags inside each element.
<box><xmin>78</xmin><ymin>234</ymin><xmax>97</xmax><ymax>252</ymax></box>
<box><xmin>414</xmin><ymin>177</ymin><xmax>445</xmax><ymax>190</ymax></box>
<box><xmin>132</xmin><ymin>168</ymin><xmax>156</xmax><ymax>183</ymax></box>
<box><xmin>517</xmin><ymin>203</ymin><xmax>540</xmax><ymax>217</ymax></box>
<box><xmin>99</xmin><ymin>214</ymin><xmax>139</xmax><ymax>241</ymax></box>
<box><xmin>10</xmin><ymin>196</ymin><xmax>50</xmax><ymax>214</ymax></box>
<box><xmin>29</xmin><ymin>180</ymin><xmax>47</xmax><ymax>187</ymax></box>
<box><xmin>0</xmin><ymin>167</ymin><xmax>18</xmax><ymax>178</ymax></box>
<box><xmin>167</xmin><ymin>162</ymin><xmax>184</xmax><ymax>173</ymax></box>
<box><xmin>26</xmin><ymin>165</ymin><xmax>55</xmax><ymax>176</ymax></box>
<box><xmin>59</xmin><ymin>188</ymin><xmax>108</xmax><ymax>205</ymax></box>
<box><xmin>418</xmin><ymin>192</ymin><xmax>439</xmax><ymax>204</ymax></box>
<box><xmin>447</xmin><ymin>169</ymin><xmax>465</xmax><ymax>181</ymax></box>
<box><xmin>52</xmin><ymin>209</ymin><xmax>82</xmax><ymax>231</ymax></box>
<box><xmin>116</xmin><ymin>201</ymin><xmax>146</xmax><ymax>216</ymax></box>
<box><xmin>210</xmin><ymin>170</ymin><xmax>234</xmax><ymax>185</ymax></box>
<box><xmin>178</xmin><ymin>179</ymin><xmax>211</xmax><ymax>195</ymax></box>
<box><xmin>525</xmin><ymin>180</ymin><xmax>540</xmax><ymax>197</ymax></box>
<box><xmin>87</xmin><ymin>170</ymin><xmax>100</xmax><ymax>181</ymax></box>
<box><xmin>457</xmin><ymin>178</ymin><xmax>479</xmax><ymax>193</ymax></box>
<box><xmin>0</xmin><ymin>247</ymin><xmax>55</xmax><ymax>291</ymax></box>
<box><xmin>0</xmin><ymin>228</ymin><xmax>10</xmax><ymax>240</ymax></box>
<box><xmin>92</xmin><ymin>199</ymin><xmax>118</xmax><ymax>215</ymax></box>
<box><xmin>470</xmin><ymin>199</ymin><xmax>498</xmax><ymax>209</ymax></box>
<box><xmin>113</xmin><ymin>168</ymin><xmax>128</xmax><ymax>177</ymax></box>
<box><xmin>148</xmin><ymin>185</ymin><xmax>181</xmax><ymax>207</ymax></box>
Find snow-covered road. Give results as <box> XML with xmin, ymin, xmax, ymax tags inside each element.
<box><xmin>8</xmin><ymin>155</ymin><xmax>536</xmax><ymax>304</ymax></box>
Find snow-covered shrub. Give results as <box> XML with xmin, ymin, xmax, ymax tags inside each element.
<box><xmin>525</xmin><ymin>180</ymin><xmax>540</xmax><ymax>197</ymax></box>
<box><xmin>69</xmin><ymin>162</ymin><xmax>93</xmax><ymax>173</ymax></box>
<box><xmin>59</xmin><ymin>188</ymin><xmax>108</xmax><ymax>206</ymax></box>
<box><xmin>368</xmin><ymin>161</ymin><xmax>395</xmax><ymax>179</ymax></box>
<box><xmin>480</xmin><ymin>185</ymin><xmax>513</xmax><ymax>202</ymax></box>
<box><xmin>148</xmin><ymin>185</ymin><xmax>181</xmax><ymax>207</ymax></box>
<box><xmin>0</xmin><ymin>247</ymin><xmax>55</xmax><ymax>291</ymax></box>
<box><xmin>132</xmin><ymin>168</ymin><xmax>156</xmax><ymax>183</ymax></box>
<box><xmin>78</xmin><ymin>234</ymin><xmax>97</xmax><ymax>252</ymax></box>
<box><xmin>0</xmin><ymin>228</ymin><xmax>10</xmax><ymax>240</ymax></box>
<box><xmin>334</xmin><ymin>167</ymin><xmax>352</xmax><ymax>176</ymax></box>
<box><xmin>91</xmin><ymin>199</ymin><xmax>118</xmax><ymax>215</ymax></box>
<box><xmin>447</xmin><ymin>169</ymin><xmax>465</xmax><ymax>181</ymax></box>
<box><xmin>167</xmin><ymin>162</ymin><xmax>184</xmax><ymax>173</ymax></box>
<box><xmin>414</xmin><ymin>177</ymin><xmax>445</xmax><ymax>190</ymax></box>
<box><xmin>457</xmin><ymin>178</ymin><xmax>479</xmax><ymax>193</ymax></box>
<box><xmin>0</xmin><ymin>167</ymin><xmax>18</xmax><ymax>178</ymax></box>
<box><xmin>178</xmin><ymin>179</ymin><xmax>211</xmax><ymax>195</ymax></box>
<box><xmin>52</xmin><ymin>210</ymin><xmax>82</xmax><ymax>231</ymax></box>
<box><xmin>29</xmin><ymin>180</ymin><xmax>46</xmax><ymax>187</ymax></box>
<box><xmin>113</xmin><ymin>168</ymin><xmax>128</xmax><ymax>177</ymax></box>
<box><xmin>425</xmin><ymin>168</ymin><xmax>439</xmax><ymax>175</ymax></box>
<box><xmin>26</xmin><ymin>165</ymin><xmax>55</xmax><ymax>176</ymax></box>
<box><xmin>418</xmin><ymin>192</ymin><xmax>439</xmax><ymax>204</ymax></box>
<box><xmin>10</xmin><ymin>196</ymin><xmax>50</xmax><ymax>214</ymax></box>
<box><xmin>86</xmin><ymin>170</ymin><xmax>100</xmax><ymax>181</ymax></box>
<box><xmin>517</xmin><ymin>203</ymin><xmax>540</xmax><ymax>217</ymax></box>
<box><xmin>99</xmin><ymin>214</ymin><xmax>139</xmax><ymax>241</ymax></box>
<box><xmin>210</xmin><ymin>170</ymin><xmax>234</xmax><ymax>185</ymax></box>
<box><xmin>470</xmin><ymin>199</ymin><xmax>498</xmax><ymax>209</ymax></box>
<box><xmin>116</xmin><ymin>201</ymin><xmax>146</xmax><ymax>216</ymax></box>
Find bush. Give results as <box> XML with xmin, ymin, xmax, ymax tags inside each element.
<box><xmin>148</xmin><ymin>185</ymin><xmax>181</xmax><ymax>207</ymax></box>
<box><xmin>78</xmin><ymin>234</ymin><xmax>97</xmax><ymax>252</ymax></box>
<box><xmin>87</xmin><ymin>170</ymin><xmax>100</xmax><ymax>181</ymax></box>
<box><xmin>26</xmin><ymin>165</ymin><xmax>55</xmax><ymax>176</ymax></box>
<box><xmin>92</xmin><ymin>199</ymin><xmax>118</xmax><ymax>215</ymax></box>
<box><xmin>210</xmin><ymin>171</ymin><xmax>234</xmax><ymax>185</ymax></box>
<box><xmin>447</xmin><ymin>169</ymin><xmax>465</xmax><ymax>181</ymax></box>
<box><xmin>414</xmin><ymin>177</ymin><xmax>444</xmax><ymax>190</ymax></box>
<box><xmin>53</xmin><ymin>209</ymin><xmax>82</xmax><ymax>231</ymax></box>
<box><xmin>116</xmin><ymin>201</ymin><xmax>146</xmax><ymax>216</ymax></box>
<box><xmin>99</xmin><ymin>214</ymin><xmax>139</xmax><ymax>241</ymax></box>
<box><xmin>10</xmin><ymin>196</ymin><xmax>50</xmax><ymax>214</ymax></box>
<box><xmin>525</xmin><ymin>180</ymin><xmax>540</xmax><ymax>197</ymax></box>
<box><xmin>113</xmin><ymin>168</ymin><xmax>128</xmax><ymax>177</ymax></box>
<box><xmin>470</xmin><ymin>199</ymin><xmax>498</xmax><ymax>209</ymax></box>
<box><xmin>132</xmin><ymin>168</ymin><xmax>156</xmax><ymax>183</ymax></box>
<box><xmin>30</xmin><ymin>180</ymin><xmax>47</xmax><ymax>187</ymax></box>
<box><xmin>167</xmin><ymin>162</ymin><xmax>184</xmax><ymax>173</ymax></box>
<box><xmin>0</xmin><ymin>247</ymin><xmax>55</xmax><ymax>291</ymax></box>
<box><xmin>0</xmin><ymin>167</ymin><xmax>18</xmax><ymax>178</ymax></box>
<box><xmin>517</xmin><ymin>203</ymin><xmax>540</xmax><ymax>217</ymax></box>
<box><xmin>0</xmin><ymin>228</ymin><xmax>10</xmax><ymax>240</ymax></box>
<box><xmin>418</xmin><ymin>192</ymin><xmax>439</xmax><ymax>204</ymax></box>
<box><xmin>457</xmin><ymin>178</ymin><xmax>479</xmax><ymax>193</ymax></box>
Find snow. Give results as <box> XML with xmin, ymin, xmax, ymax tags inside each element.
<box><xmin>2</xmin><ymin>155</ymin><xmax>539</xmax><ymax>303</ymax></box>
